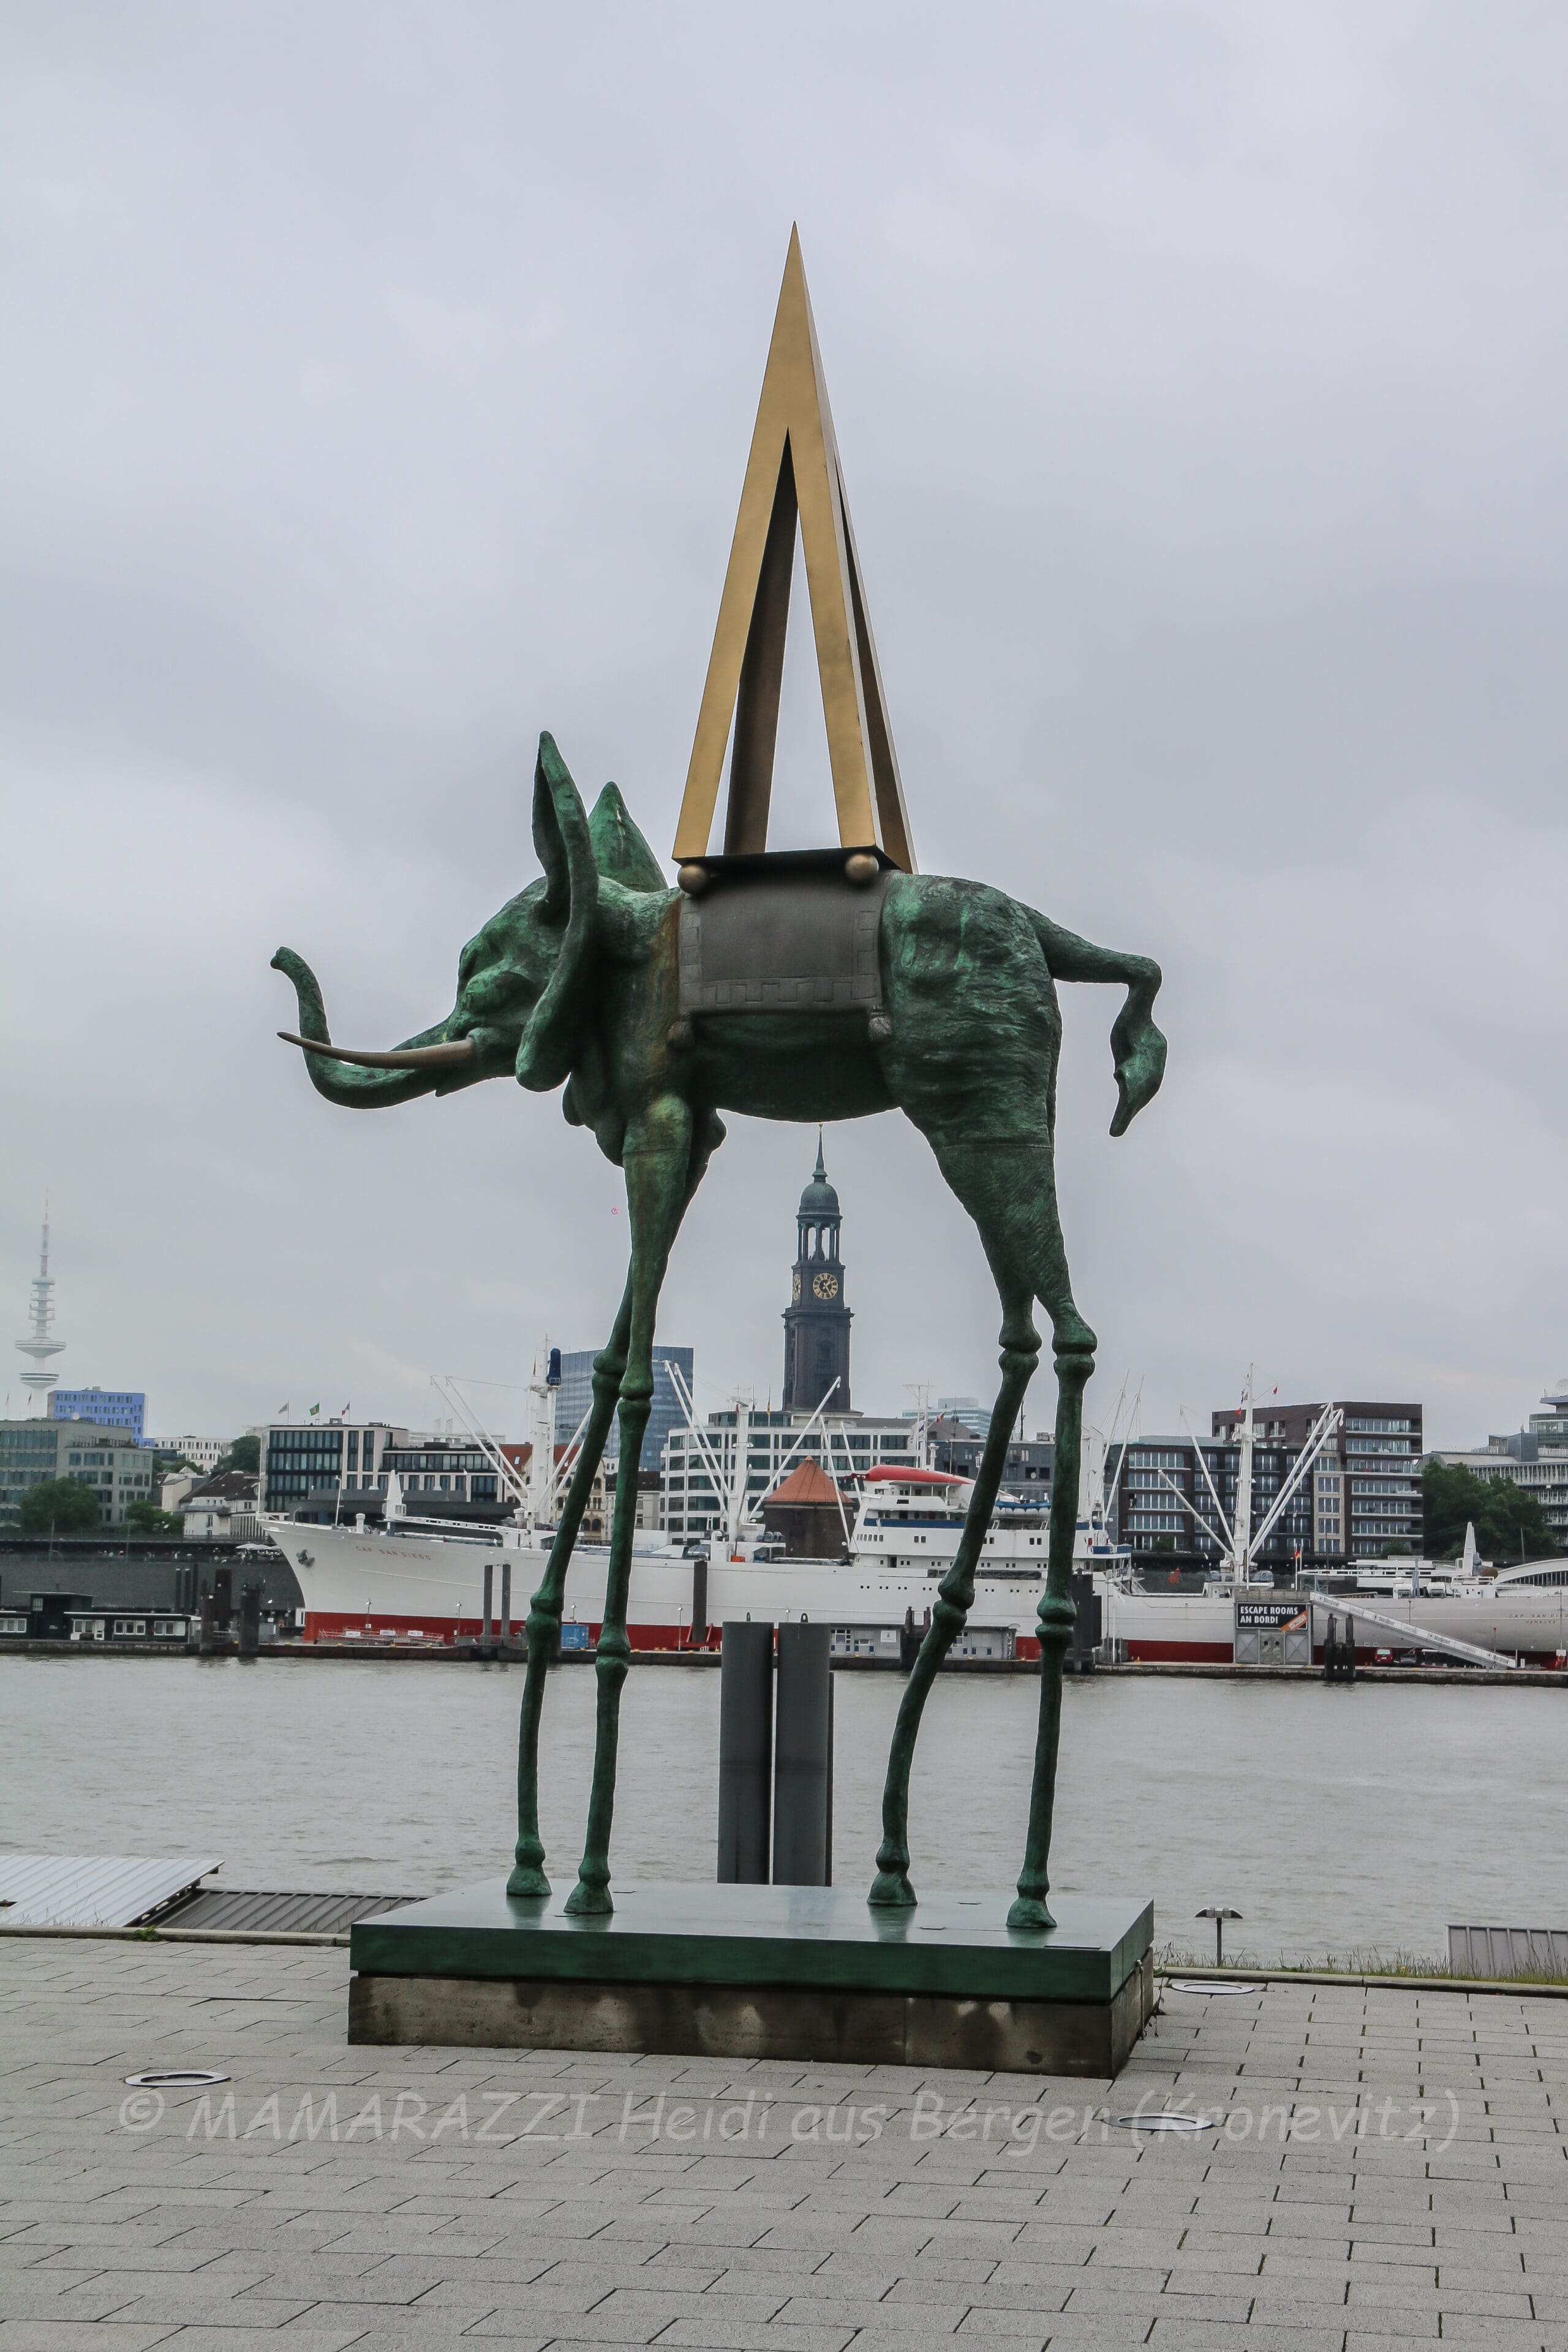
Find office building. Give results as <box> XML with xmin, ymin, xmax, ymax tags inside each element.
<box><xmin>926</xmin><ymin>1415</ymin><xmax>1054</xmax><ymax>1496</ymax></box>
<box><xmin>662</xmin><ymin>1409</ymin><xmax>916</xmax><ymax>1542</ymax></box>
<box><xmin>0</xmin><ymin>1418</ymin><xmax>158</xmax><ymax>1531</ymax></box>
<box><xmin>1102</xmin><ymin>1396</ymin><xmax>1423</xmax><ymax>1567</ymax></box>
<box><xmin>154</xmin><ymin>1436</ymin><xmax>226</xmax><ymax>1474</ymax></box>
<box><xmin>258</xmin><ymin>1420</ymin><xmax>407</xmax><ymax>1514</ymax></box>
<box><xmin>935</xmin><ymin>1396</ymin><xmax>992</xmax><ymax>1438</ymax></box>
<box><xmin>554</xmin><ymin>1346</ymin><xmax>694</xmax><ymax>1476</ymax></box>
<box><xmin>1211</xmin><ymin>1399</ymin><xmax>1423</xmax><ymax>1559</ymax></box>
<box><xmin>51</xmin><ymin>1388</ymin><xmax>148</xmax><ymax>1446</ymax></box>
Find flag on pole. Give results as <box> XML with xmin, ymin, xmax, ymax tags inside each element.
<box><xmin>309</xmin><ymin>1403</ymin><xmax>320</xmax><ymax>1418</ymax></box>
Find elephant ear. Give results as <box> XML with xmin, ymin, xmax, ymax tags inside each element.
<box><xmin>517</xmin><ymin>732</ymin><xmax>600</xmax><ymax>1092</ymax></box>
<box><xmin>589</xmin><ymin>783</ymin><xmax>666</xmax><ymax>893</ymax></box>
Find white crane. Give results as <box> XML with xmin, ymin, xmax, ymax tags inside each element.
<box><xmin>1146</xmin><ymin>1370</ymin><xmax>1343</xmax><ymax>1584</ymax></box>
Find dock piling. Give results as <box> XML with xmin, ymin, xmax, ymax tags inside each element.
<box><xmin>717</xmin><ymin>1622</ymin><xmax>774</xmax><ymax>1883</ymax></box>
<box><xmin>773</xmin><ymin>1622</ymin><xmax>833</xmax><ymax>1886</ymax></box>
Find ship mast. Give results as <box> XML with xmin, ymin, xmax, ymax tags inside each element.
<box><xmin>1233</xmin><ymin>1366</ymin><xmax>1255</xmax><ymax>1583</ymax></box>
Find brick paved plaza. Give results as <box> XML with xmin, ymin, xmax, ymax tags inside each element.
<box><xmin>1</xmin><ymin>1939</ymin><xmax>1564</xmax><ymax>2348</ymax></box>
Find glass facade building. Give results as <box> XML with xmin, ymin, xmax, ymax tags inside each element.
<box><xmin>50</xmin><ymin>1388</ymin><xmax>147</xmax><ymax>1445</ymax></box>
<box><xmin>260</xmin><ymin>1422</ymin><xmax>405</xmax><ymax>1513</ymax></box>
<box><xmin>556</xmin><ymin>1347</ymin><xmax>693</xmax><ymax>1476</ymax></box>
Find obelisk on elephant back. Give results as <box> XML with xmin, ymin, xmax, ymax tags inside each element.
<box><xmin>274</xmin><ymin>232</ymin><xmax>1167</xmax><ymax>2069</ymax></box>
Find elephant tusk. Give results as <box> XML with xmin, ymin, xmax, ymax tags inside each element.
<box><xmin>277</xmin><ymin>1031</ymin><xmax>477</xmax><ymax>1071</ymax></box>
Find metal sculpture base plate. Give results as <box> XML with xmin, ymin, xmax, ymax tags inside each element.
<box><xmin>349</xmin><ymin>1883</ymin><xmax>1155</xmax><ymax>2077</ymax></box>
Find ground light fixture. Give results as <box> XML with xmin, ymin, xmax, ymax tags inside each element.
<box><xmin>1196</xmin><ymin>1904</ymin><xmax>1243</xmax><ymax>1965</ymax></box>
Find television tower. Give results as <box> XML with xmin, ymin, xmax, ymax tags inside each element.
<box><xmin>15</xmin><ymin>1205</ymin><xmax>66</xmax><ymax>1408</ymax></box>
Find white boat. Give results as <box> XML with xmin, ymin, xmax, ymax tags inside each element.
<box><xmin>260</xmin><ymin>1371</ymin><xmax>1568</xmax><ymax>1667</ymax></box>
<box><xmin>265</xmin><ymin>1466</ymin><xmax>1058</xmax><ymax>1659</ymax></box>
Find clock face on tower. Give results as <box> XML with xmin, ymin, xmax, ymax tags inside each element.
<box><xmin>812</xmin><ymin>1270</ymin><xmax>839</xmax><ymax>1300</ymax></box>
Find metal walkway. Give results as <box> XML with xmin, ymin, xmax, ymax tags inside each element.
<box><xmin>1310</xmin><ymin>1594</ymin><xmax>1518</xmax><ymax>1672</ymax></box>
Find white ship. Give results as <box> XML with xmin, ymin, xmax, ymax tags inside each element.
<box><xmin>262</xmin><ymin>1371</ymin><xmax>1568</xmax><ymax>1667</ymax></box>
<box><xmin>266</xmin><ymin>1463</ymin><xmax>1074</xmax><ymax>1662</ymax></box>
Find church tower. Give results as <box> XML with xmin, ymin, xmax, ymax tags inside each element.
<box><xmin>782</xmin><ymin>1137</ymin><xmax>852</xmax><ymax>1414</ymax></box>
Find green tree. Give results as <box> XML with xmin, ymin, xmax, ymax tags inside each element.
<box><xmin>17</xmin><ymin>1479</ymin><xmax>102</xmax><ymax>1536</ymax></box>
<box><xmin>1476</xmin><ymin>1480</ymin><xmax>1557</xmax><ymax>1564</ymax></box>
<box><xmin>215</xmin><ymin>1434</ymin><xmax>260</xmax><ymax>1476</ymax></box>
<box><xmin>1422</xmin><ymin>1458</ymin><xmax>1558</xmax><ymax>1562</ymax></box>
<box><xmin>124</xmin><ymin>1501</ymin><xmax>186</xmax><ymax>1537</ymax></box>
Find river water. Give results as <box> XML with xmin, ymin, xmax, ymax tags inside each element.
<box><xmin>3</xmin><ymin>1659</ymin><xmax>1564</xmax><ymax>1964</ymax></box>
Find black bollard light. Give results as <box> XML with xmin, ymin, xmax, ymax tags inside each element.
<box><xmin>1196</xmin><ymin>1904</ymin><xmax>1243</xmax><ymax>1967</ymax></box>
<box><xmin>717</xmin><ymin>1621</ymin><xmax>774</xmax><ymax>1883</ymax></box>
<box><xmin>774</xmin><ymin>1622</ymin><xmax>833</xmax><ymax>1887</ymax></box>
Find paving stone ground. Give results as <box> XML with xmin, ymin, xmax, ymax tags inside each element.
<box><xmin>0</xmin><ymin>1939</ymin><xmax>1564</xmax><ymax>2348</ymax></box>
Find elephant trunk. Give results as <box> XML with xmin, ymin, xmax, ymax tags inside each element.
<box><xmin>271</xmin><ymin>948</ymin><xmax>471</xmax><ymax>1108</ymax></box>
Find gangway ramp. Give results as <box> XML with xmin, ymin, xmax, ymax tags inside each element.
<box><xmin>1310</xmin><ymin>1596</ymin><xmax>1518</xmax><ymax>1672</ymax></box>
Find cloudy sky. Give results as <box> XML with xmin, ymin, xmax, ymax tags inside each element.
<box><xmin>3</xmin><ymin>2</ymin><xmax>1563</xmax><ymax>1452</ymax></box>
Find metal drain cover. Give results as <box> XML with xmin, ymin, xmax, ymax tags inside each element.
<box><xmin>1107</xmin><ymin>2109</ymin><xmax>1219</xmax><ymax>2132</ymax></box>
<box><xmin>123</xmin><ymin>2070</ymin><xmax>230</xmax><ymax>2088</ymax></box>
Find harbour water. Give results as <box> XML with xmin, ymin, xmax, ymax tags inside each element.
<box><xmin>4</xmin><ymin>1659</ymin><xmax>1564</xmax><ymax>1964</ymax></box>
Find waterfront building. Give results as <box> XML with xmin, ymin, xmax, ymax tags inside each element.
<box><xmin>1210</xmin><ymin>1398</ymin><xmax>1423</xmax><ymax>1559</ymax></box>
<box><xmin>498</xmin><ymin>1441</ymin><xmax>616</xmax><ymax>1539</ymax></box>
<box><xmin>935</xmin><ymin>1396</ymin><xmax>992</xmax><ymax>1438</ymax></box>
<box><xmin>51</xmin><ymin>1388</ymin><xmax>148</xmax><ymax>1446</ymax></box>
<box><xmin>1427</xmin><ymin>1379</ymin><xmax>1568</xmax><ymax>1549</ymax></box>
<box><xmin>0</xmin><ymin>1417</ymin><xmax>157</xmax><ymax>1530</ymax></box>
<box><xmin>258</xmin><ymin>1419</ymin><xmax>407</xmax><ymax>1514</ymax></box>
<box><xmin>782</xmin><ymin>1141</ymin><xmax>852</xmax><ymax>1414</ymax></box>
<box><xmin>1110</xmin><ymin>1430</ymin><xmax>1316</xmax><ymax>1568</ymax></box>
<box><xmin>925</xmin><ymin>1414</ymin><xmax>1054</xmax><ymax>1496</ymax></box>
<box><xmin>1103</xmin><ymin>1398</ymin><xmax>1423</xmax><ymax>1568</ymax></box>
<box><xmin>662</xmin><ymin>1408</ymin><xmax>915</xmax><ymax>1542</ymax></box>
<box><xmin>181</xmin><ymin>1472</ymin><xmax>262</xmax><ymax>1543</ymax></box>
<box><xmin>153</xmin><ymin>1435</ymin><xmax>225</xmax><ymax>1473</ymax></box>
<box><xmin>554</xmin><ymin>1346</ymin><xmax>693</xmax><ymax>1474</ymax></box>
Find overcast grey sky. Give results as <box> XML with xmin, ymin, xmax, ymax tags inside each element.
<box><xmin>3</xmin><ymin>2</ymin><xmax>1563</xmax><ymax>1450</ymax></box>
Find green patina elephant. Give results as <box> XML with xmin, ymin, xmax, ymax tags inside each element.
<box><xmin>273</xmin><ymin>733</ymin><xmax>1166</xmax><ymax>1926</ymax></box>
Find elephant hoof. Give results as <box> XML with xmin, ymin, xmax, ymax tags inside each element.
<box><xmin>1006</xmin><ymin>1894</ymin><xmax>1057</xmax><ymax>1931</ymax></box>
<box><xmin>564</xmin><ymin>1879</ymin><xmax>614</xmax><ymax>1917</ymax></box>
<box><xmin>867</xmin><ymin>1869</ymin><xmax>917</xmax><ymax>1910</ymax></box>
<box><xmin>506</xmin><ymin>1864</ymin><xmax>550</xmax><ymax>1899</ymax></box>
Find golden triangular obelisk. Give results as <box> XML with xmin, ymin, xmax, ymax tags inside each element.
<box><xmin>674</xmin><ymin>228</ymin><xmax>916</xmax><ymax>873</ymax></box>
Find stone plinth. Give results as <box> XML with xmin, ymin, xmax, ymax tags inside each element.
<box><xmin>349</xmin><ymin>1882</ymin><xmax>1154</xmax><ymax>2076</ymax></box>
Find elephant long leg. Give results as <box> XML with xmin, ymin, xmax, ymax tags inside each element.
<box><xmin>1008</xmin><ymin>1344</ymin><xmax>1094</xmax><ymax>1929</ymax></box>
<box><xmin>868</xmin><ymin>1112</ymin><xmax>1095</xmax><ymax>1910</ymax></box>
<box><xmin>507</xmin><ymin>1281</ymin><xmax>633</xmax><ymax>1898</ymax></box>
<box><xmin>869</xmin><ymin>1286</ymin><xmax>1040</xmax><ymax>1910</ymax></box>
<box><xmin>566</xmin><ymin>1096</ymin><xmax>697</xmax><ymax>1919</ymax></box>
